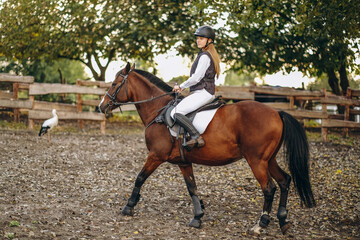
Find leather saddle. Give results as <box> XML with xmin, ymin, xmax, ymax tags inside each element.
<box><xmin>155</xmin><ymin>96</ymin><xmax>226</xmax><ymax>131</ymax></box>
<box><xmin>152</xmin><ymin>96</ymin><xmax>225</xmax><ymax>164</ymax></box>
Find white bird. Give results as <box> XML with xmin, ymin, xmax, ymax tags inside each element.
<box><xmin>39</xmin><ymin>109</ymin><xmax>58</xmax><ymax>142</ymax></box>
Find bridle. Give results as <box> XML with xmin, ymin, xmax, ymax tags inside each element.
<box><xmin>106</xmin><ymin>72</ymin><xmax>130</xmax><ymax>109</ymax></box>
<box><xmin>103</xmin><ymin>70</ymin><xmax>174</xmax><ymax>113</ymax></box>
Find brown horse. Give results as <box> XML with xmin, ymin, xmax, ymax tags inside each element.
<box><xmin>99</xmin><ymin>63</ymin><xmax>316</xmax><ymax>235</ymax></box>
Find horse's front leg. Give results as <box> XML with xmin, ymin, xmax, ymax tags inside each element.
<box><xmin>122</xmin><ymin>154</ymin><xmax>163</xmax><ymax>216</ymax></box>
<box><xmin>179</xmin><ymin>164</ymin><xmax>205</xmax><ymax>228</ymax></box>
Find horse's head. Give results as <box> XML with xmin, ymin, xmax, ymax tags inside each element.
<box><xmin>99</xmin><ymin>62</ymin><xmax>135</xmax><ymax>116</ymax></box>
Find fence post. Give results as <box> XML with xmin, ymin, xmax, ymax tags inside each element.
<box><xmin>321</xmin><ymin>89</ymin><xmax>328</xmax><ymax>142</ymax></box>
<box><xmin>289</xmin><ymin>96</ymin><xmax>295</xmax><ymax>109</ymax></box>
<box><xmin>100</xmin><ymin>120</ymin><xmax>106</xmax><ymax>134</ymax></box>
<box><xmin>76</xmin><ymin>80</ymin><xmax>84</xmax><ymax>130</ymax></box>
<box><xmin>28</xmin><ymin>95</ymin><xmax>35</xmax><ymax>130</ymax></box>
<box><xmin>12</xmin><ymin>83</ymin><xmax>20</xmax><ymax>122</ymax></box>
<box><xmin>344</xmin><ymin>88</ymin><xmax>352</xmax><ymax>137</ymax></box>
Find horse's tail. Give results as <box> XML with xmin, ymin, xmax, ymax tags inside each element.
<box><xmin>278</xmin><ymin>111</ymin><xmax>316</xmax><ymax>208</ymax></box>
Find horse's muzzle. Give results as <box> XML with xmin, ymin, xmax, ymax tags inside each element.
<box><xmin>99</xmin><ymin>103</ymin><xmax>113</xmax><ymax>119</ymax></box>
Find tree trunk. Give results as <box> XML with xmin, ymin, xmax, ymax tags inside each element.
<box><xmin>339</xmin><ymin>63</ymin><xmax>349</xmax><ymax>95</ymax></box>
<box><xmin>58</xmin><ymin>68</ymin><xmax>66</xmax><ymax>102</ymax></box>
<box><xmin>339</xmin><ymin>64</ymin><xmax>355</xmax><ymax>120</ymax></box>
<box><xmin>327</xmin><ymin>68</ymin><xmax>341</xmax><ymax>95</ymax></box>
<box><xmin>327</xmin><ymin>68</ymin><xmax>344</xmax><ymax>114</ymax></box>
<box><xmin>84</xmin><ymin>51</ymin><xmax>114</xmax><ymax>82</ymax></box>
<box><xmin>85</xmin><ymin>61</ymin><xmax>106</xmax><ymax>81</ymax></box>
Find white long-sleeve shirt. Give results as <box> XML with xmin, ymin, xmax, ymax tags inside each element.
<box><xmin>179</xmin><ymin>55</ymin><xmax>211</xmax><ymax>90</ymax></box>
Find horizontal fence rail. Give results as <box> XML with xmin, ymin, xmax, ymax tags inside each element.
<box><xmin>29</xmin><ymin>83</ymin><xmax>106</xmax><ymax>95</ymax></box>
<box><xmin>0</xmin><ymin>73</ymin><xmax>34</xmax><ymax>83</ymax></box>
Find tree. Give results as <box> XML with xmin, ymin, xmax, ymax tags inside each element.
<box><xmin>224</xmin><ymin>70</ymin><xmax>257</xmax><ymax>86</ymax></box>
<box><xmin>217</xmin><ymin>0</ymin><xmax>360</xmax><ymax>95</ymax></box>
<box><xmin>0</xmin><ymin>57</ymin><xmax>88</xmax><ymax>84</ymax></box>
<box><xmin>0</xmin><ymin>0</ymin><xmax>204</xmax><ymax>81</ymax></box>
<box><xmin>307</xmin><ymin>73</ymin><xmax>360</xmax><ymax>92</ymax></box>
<box><xmin>168</xmin><ymin>75</ymin><xmax>188</xmax><ymax>85</ymax></box>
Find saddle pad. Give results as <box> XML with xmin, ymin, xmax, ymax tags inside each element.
<box><xmin>169</xmin><ymin>108</ymin><xmax>218</xmax><ymax>137</ymax></box>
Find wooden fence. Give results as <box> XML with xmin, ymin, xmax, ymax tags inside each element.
<box><xmin>1</xmin><ymin>73</ymin><xmax>359</xmax><ymax>141</ymax></box>
<box><xmin>215</xmin><ymin>85</ymin><xmax>360</xmax><ymax>141</ymax></box>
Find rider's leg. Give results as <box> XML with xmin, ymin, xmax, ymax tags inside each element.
<box><xmin>170</xmin><ymin>89</ymin><xmax>214</xmax><ymax>148</ymax></box>
<box><xmin>174</xmin><ymin>113</ymin><xmax>205</xmax><ymax>148</ymax></box>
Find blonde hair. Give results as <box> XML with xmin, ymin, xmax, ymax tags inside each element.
<box><xmin>204</xmin><ymin>43</ymin><xmax>221</xmax><ymax>78</ymax></box>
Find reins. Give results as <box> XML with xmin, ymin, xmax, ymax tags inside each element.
<box><xmin>113</xmin><ymin>91</ymin><xmax>174</xmax><ymax>107</ymax></box>
<box><xmin>105</xmin><ymin>71</ymin><xmax>174</xmax><ymax>113</ymax></box>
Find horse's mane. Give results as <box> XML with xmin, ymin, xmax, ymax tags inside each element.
<box><xmin>133</xmin><ymin>69</ymin><xmax>173</xmax><ymax>93</ymax></box>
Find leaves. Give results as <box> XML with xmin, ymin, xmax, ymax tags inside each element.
<box><xmin>9</xmin><ymin>221</ymin><xmax>19</xmax><ymax>227</ymax></box>
<box><xmin>219</xmin><ymin>0</ymin><xmax>360</xmax><ymax>78</ymax></box>
<box><xmin>0</xmin><ymin>0</ymin><xmax>205</xmax><ymax>81</ymax></box>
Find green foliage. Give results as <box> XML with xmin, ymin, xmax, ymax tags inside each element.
<box><xmin>304</xmin><ymin>120</ymin><xmax>321</xmax><ymax>128</ymax></box>
<box><xmin>224</xmin><ymin>70</ymin><xmax>257</xmax><ymax>86</ymax></box>
<box><xmin>133</xmin><ymin>59</ymin><xmax>159</xmax><ymax>75</ymax></box>
<box><xmin>0</xmin><ymin>57</ymin><xmax>88</xmax><ymax>102</ymax></box>
<box><xmin>306</xmin><ymin>74</ymin><xmax>331</xmax><ymax>91</ymax></box>
<box><xmin>0</xmin><ymin>119</ymin><xmax>28</xmax><ymax>130</ymax></box>
<box><xmin>0</xmin><ymin>0</ymin><xmax>205</xmax><ymax>81</ymax></box>
<box><xmin>168</xmin><ymin>75</ymin><xmax>188</xmax><ymax>84</ymax></box>
<box><xmin>0</xmin><ymin>57</ymin><xmax>87</xmax><ymax>84</ymax></box>
<box><xmin>108</xmin><ymin>112</ymin><xmax>142</xmax><ymax>124</ymax></box>
<box><xmin>307</xmin><ymin>74</ymin><xmax>360</xmax><ymax>91</ymax></box>
<box><xmin>217</xmin><ymin>0</ymin><xmax>360</xmax><ymax>92</ymax></box>
<box><xmin>9</xmin><ymin>221</ymin><xmax>19</xmax><ymax>227</ymax></box>
<box><xmin>7</xmin><ymin>233</ymin><xmax>14</xmax><ymax>240</ymax></box>
<box><xmin>35</xmin><ymin>59</ymin><xmax>88</xmax><ymax>85</ymax></box>
<box><xmin>1</xmin><ymin>0</ymin><xmax>359</xmax><ymax>95</ymax></box>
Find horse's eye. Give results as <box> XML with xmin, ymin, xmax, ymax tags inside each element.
<box><xmin>112</xmin><ymin>82</ymin><xmax>117</xmax><ymax>87</ymax></box>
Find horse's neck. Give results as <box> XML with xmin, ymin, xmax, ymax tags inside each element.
<box><xmin>131</xmin><ymin>79</ymin><xmax>171</xmax><ymax>126</ymax></box>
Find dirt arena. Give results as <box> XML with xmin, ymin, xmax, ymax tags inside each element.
<box><xmin>0</xmin><ymin>124</ymin><xmax>359</xmax><ymax>239</ymax></box>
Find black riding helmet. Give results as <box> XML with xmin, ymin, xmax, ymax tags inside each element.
<box><xmin>194</xmin><ymin>26</ymin><xmax>215</xmax><ymax>41</ymax></box>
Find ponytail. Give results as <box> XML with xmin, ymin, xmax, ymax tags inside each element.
<box><xmin>204</xmin><ymin>44</ymin><xmax>221</xmax><ymax>78</ymax></box>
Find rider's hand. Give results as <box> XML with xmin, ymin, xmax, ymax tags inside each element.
<box><xmin>173</xmin><ymin>85</ymin><xmax>182</xmax><ymax>93</ymax></box>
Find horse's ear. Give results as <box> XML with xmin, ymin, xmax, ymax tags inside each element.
<box><xmin>125</xmin><ymin>62</ymin><xmax>131</xmax><ymax>74</ymax></box>
<box><xmin>131</xmin><ymin>63</ymin><xmax>135</xmax><ymax>70</ymax></box>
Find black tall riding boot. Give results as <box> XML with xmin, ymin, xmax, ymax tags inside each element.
<box><xmin>174</xmin><ymin>113</ymin><xmax>205</xmax><ymax>149</ymax></box>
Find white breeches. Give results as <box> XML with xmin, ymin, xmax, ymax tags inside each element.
<box><xmin>171</xmin><ymin>89</ymin><xmax>215</xmax><ymax>118</ymax></box>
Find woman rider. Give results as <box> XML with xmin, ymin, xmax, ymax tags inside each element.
<box><xmin>171</xmin><ymin>25</ymin><xmax>221</xmax><ymax>149</ymax></box>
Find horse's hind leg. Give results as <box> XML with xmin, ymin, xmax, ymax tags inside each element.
<box><xmin>248</xmin><ymin>160</ymin><xmax>277</xmax><ymax>235</ymax></box>
<box><xmin>179</xmin><ymin>164</ymin><xmax>204</xmax><ymax>228</ymax></box>
<box><xmin>122</xmin><ymin>154</ymin><xmax>163</xmax><ymax>216</ymax></box>
<box><xmin>268</xmin><ymin>157</ymin><xmax>292</xmax><ymax>234</ymax></box>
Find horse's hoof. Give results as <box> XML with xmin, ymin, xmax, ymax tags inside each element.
<box><xmin>280</xmin><ymin>222</ymin><xmax>292</xmax><ymax>235</ymax></box>
<box><xmin>189</xmin><ymin>218</ymin><xmax>202</xmax><ymax>228</ymax></box>
<box><xmin>122</xmin><ymin>205</ymin><xmax>134</xmax><ymax>216</ymax></box>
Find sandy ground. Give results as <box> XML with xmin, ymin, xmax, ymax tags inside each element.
<box><xmin>0</xmin><ymin>126</ymin><xmax>359</xmax><ymax>239</ymax></box>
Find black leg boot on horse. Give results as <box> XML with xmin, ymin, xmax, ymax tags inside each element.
<box><xmin>174</xmin><ymin>113</ymin><xmax>205</xmax><ymax>150</ymax></box>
